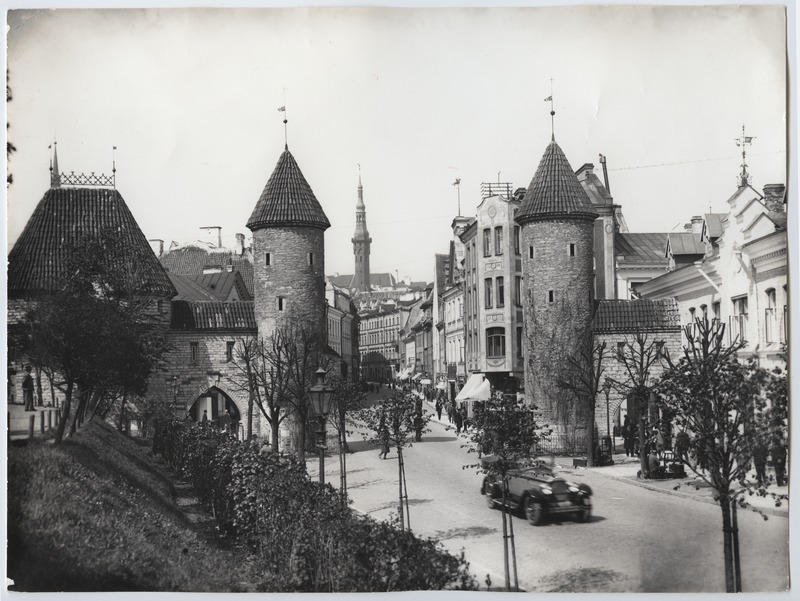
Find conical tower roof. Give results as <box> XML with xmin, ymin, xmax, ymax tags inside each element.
<box><xmin>8</xmin><ymin>187</ymin><xmax>176</xmax><ymax>298</ymax></box>
<box><xmin>516</xmin><ymin>140</ymin><xmax>598</xmax><ymax>225</ymax></box>
<box><xmin>247</xmin><ymin>149</ymin><xmax>331</xmax><ymax>231</ymax></box>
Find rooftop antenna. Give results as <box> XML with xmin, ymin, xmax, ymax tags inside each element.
<box><xmin>278</xmin><ymin>87</ymin><xmax>288</xmax><ymax>150</ymax></box>
<box><xmin>452</xmin><ymin>178</ymin><xmax>461</xmax><ymax>216</ymax></box>
<box><xmin>545</xmin><ymin>77</ymin><xmax>555</xmax><ymax>140</ymax></box>
<box><xmin>735</xmin><ymin>124</ymin><xmax>754</xmax><ymax>187</ymax></box>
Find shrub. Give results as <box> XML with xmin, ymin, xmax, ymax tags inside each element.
<box><xmin>153</xmin><ymin>418</ymin><xmax>477</xmax><ymax>591</ymax></box>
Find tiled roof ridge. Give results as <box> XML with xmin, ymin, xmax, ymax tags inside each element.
<box><xmin>594</xmin><ymin>298</ymin><xmax>681</xmax><ymax>332</ymax></box>
<box><xmin>170</xmin><ymin>299</ymin><xmax>256</xmax><ymax>331</ymax></box>
<box><xmin>516</xmin><ymin>140</ymin><xmax>599</xmax><ymax>224</ymax></box>
<box><xmin>8</xmin><ymin>187</ymin><xmax>175</xmax><ymax>298</ymax></box>
<box><xmin>247</xmin><ymin>149</ymin><xmax>331</xmax><ymax>231</ymax></box>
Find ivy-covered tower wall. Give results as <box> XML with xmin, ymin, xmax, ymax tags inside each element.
<box><xmin>516</xmin><ymin>139</ymin><xmax>598</xmax><ymax>425</ymax></box>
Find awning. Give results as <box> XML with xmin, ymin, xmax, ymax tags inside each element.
<box><xmin>420</xmin><ymin>378</ymin><xmax>432</xmax><ymax>385</ymax></box>
<box><xmin>411</xmin><ymin>373</ymin><xmax>423</xmax><ymax>381</ymax></box>
<box><xmin>455</xmin><ymin>373</ymin><xmax>485</xmax><ymax>401</ymax></box>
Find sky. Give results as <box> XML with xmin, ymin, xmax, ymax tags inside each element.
<box><xmin>5</xmin><ymin>5</ymin><xmax>791</xmax><ymax>284</ymax></box>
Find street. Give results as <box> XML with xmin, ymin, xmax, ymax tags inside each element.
<box><xmin>309</xmin><ymin>397</ymin><xmax>790</xmax><ymax>593</ymax></box>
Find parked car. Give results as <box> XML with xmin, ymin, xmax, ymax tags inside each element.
<box><xmin>480</xmin><ymin>457</ymin><xmax>593</xmax><ymax>525</ymax></box>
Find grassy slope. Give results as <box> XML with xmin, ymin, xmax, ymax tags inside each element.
<box><xmin>7</xmin><ymin>420</ymin><xmax>257</xmax><ymax>592</ymax></box>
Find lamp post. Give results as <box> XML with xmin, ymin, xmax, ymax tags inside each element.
<box><xmin>602</xmin><ymin>378</ymin><xmax>613</xmax><ymax>459</ymax></box>
<box><xmin>309</xmin><ymin>367</ymin><xmax>334</xmax><ymax>485</ymax></box>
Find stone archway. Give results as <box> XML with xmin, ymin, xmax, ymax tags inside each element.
<box><xmin>188</xmin><ymin>386</ymin><xmax>244</xmax><ymax>437</ymax></box>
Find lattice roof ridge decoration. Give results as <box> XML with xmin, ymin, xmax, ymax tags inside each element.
<box><xmin>247</xmin><ymin>149</ymin><xmax>331</xmax><ymax>231</ymax></box>
<box><xmin>56</xmin><ymin>170</ymin><xmax>116</xmax><ymax>188</ymax></box>
<box><xmin>516</xmin><ymin>139</ymin><xmax>598</xmax><ymax>224</ymax></box>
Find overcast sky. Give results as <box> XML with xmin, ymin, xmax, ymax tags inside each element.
<box><xmin>6</xmin><ymin>6</ymin><xmax>789</xmax><ymax>283</ymax></box>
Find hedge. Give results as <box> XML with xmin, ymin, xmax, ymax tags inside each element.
<box><xmin>153</xmin><ymin>419</ymin><xmax>477</xmax><ymax>592</ymax></box>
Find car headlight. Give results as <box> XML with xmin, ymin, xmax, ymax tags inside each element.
<box><xmin>566</xmin><ymin>481</ymin><xmax>579</xmax><ymax>493</ymax></box>
<box><xmin>541</xmin><ymin>485</ymin><xmax>553</xmax><ymax>495</ymax></box>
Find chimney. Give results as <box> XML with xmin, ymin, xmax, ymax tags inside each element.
<box><xmin>762</xmin><ymin>184</ymin><xmax>786</xmax><ymax>213</ymax></box>
<box><xmin>235</xmin><ymin>233</ymin><xmax>245</xmax><ymax>256</ymax></box>
<box><xmin>690</xmin><ymin>216</ymin><xmax>704</xmax><ymax>234</ymax></box>
<box><xmin>148</xmin><ymin>239</ymin><xmax>164</xmax><ymax>257</ymax></box>
<box><xmin>200</xmin><ymin>226</ymin><xmax>222</xmax><ymax>248</ymax></box>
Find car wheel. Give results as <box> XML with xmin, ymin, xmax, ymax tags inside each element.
<box><xmin>485</xmin><ymin>483</ymin><xmax>498</xmax><ymax>509</ymax></box>
<box><xmin>525</xmin><ymin>497</ymin><xmax>544</xmax><ymax>526</ymax></box>
<box><xmin>577</xmin><ymin>506</ymin><xmax>592</xmax><ymax>523</ymax></box>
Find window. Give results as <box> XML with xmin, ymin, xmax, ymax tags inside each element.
<box><xmin>494</xmin><ymin>226</ymin><xmax>503</xmax><ymax>256</ymax></box>
<box><xmin>483</xmin><ymin>229</ymin><xmax>492</xmax><ymax>257</ymax></box>
<box><xmin>529</xmin><ymin>246</ymin><xmax>534</xmax><ymax>259</ymax></box>
<box><xmin>765</xmin><ymin>288</ymin><xmax>777</xmax><ymax>343</ymax></box>
<box><xmin>730</xmin><ymin>296</ymin><xmax>748</xmax><ymax>345</ymax></box>
<box><xmin>700</xmin><ymin>304</ymin><xmax>708</xmax><ymax>322</ymax></box>
<box><xmin>548</xmin><ymin>290</ymin><xmax>555</xmax><ymax>303</ymax></box>
<box><xmin>712</xmin><ymin>301</ymin><xmax>721</xmax><ymax>322</ymax></box>
<box><xmin>485</xmin><ymin>278</ymin><xmax>493</xmax><ymax>309</ymax></box>
<box><xmin>515</xmin><ymin>276</ymin><xmax>522</xmax><ymax>307</ymax></box>
<box><xmin>308</xmin><ymin>252</ymin><xmax>314</xmax><ymax>266</ymax></box>
<box><xmin>278</xmin><ymin>297</ymin><xmax>285</xmax><ymax>311</ymax></box>
<box><xmin>190</xmin><ymin>342</ymin><xmax>199</xmax><ymax>364</ymax></box>
<box><xmin>569</xmin><ymin>243</ymin><xmax>576</xmax><ymax>257</ymax></box>
<box><xmin>265</xmin><ymin>252</ymin><xmax>272</xmax><ymax>266</ymax></box>
<box><xmin>514</xmin><ymin>226</ymin><xmax>521</xmax><ymax>255</ymax></box>
<box><xmin>226</xmin><ymin>341</ymin><xmax>235</xmax><ymax>362</ymax></box>
<box><xmin>497</xmin><ymin>277</ymin><xmax>505</xmax><ymax>307</ymax></box>
<box><xmin>486</xmin><ymin>327</ymin><xmax>506</xmax><ymax>358</ymax></box>
<box><xmin>516</xmin><ymin>326</ymin><xmax>523</xmax><ymax>357</ymax></box>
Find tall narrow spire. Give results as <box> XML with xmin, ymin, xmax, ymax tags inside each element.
<box><xmin>49</xmin><ymin>141</ymin><xmax>61</xmax><ymax>188</ymax></box>
<box><xmin>735</xmin><ymin>124</ymin><xmax>754</xmax><ymax>187</ymax></box>
<box><xmin>352</xmin><ymin>165</ymin><xmax>371</xmax><ymax>293</ymax></box>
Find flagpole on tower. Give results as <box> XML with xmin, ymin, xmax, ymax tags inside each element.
<box><xmin>279</xmin><ymin>87</ymin><xmax>288</xmax><ymax>150</ymax></box>
<box><xmin>452</xmin><ymin>178</ymin><xmax>461</xmax><ymax>216</ymax></box>
<box><xmin>545</xmin><ymin>77</ymin><xmax>555</xmax><ymax>140</ymax></box>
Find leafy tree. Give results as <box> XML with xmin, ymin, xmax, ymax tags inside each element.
<box><xmin>556</xmin><ymin>335</ymin><xmax>608</xmax><ymax>466</ymax></box>
<box><xmin>15</xmin><ymin>228</ymin><xmax>171</xmax><ymax>443</ymax></box>
<box><xmin>656</xmin><ymin>318</ymin><xmax>786</xmax><ymax>592</ymax></box>
<box><xmin>463</xmin><ymin>392</ymin><xmax>549</xmax><ymax>591</ymax></box>
<box><xmin>357</xmin><ymin>392</ymin><xmax>431</xmax><ymax>532</ymax></box>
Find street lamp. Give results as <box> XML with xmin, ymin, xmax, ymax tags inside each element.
<box><xmin>602</xmin><ymin>378</ymin><xmax>613</xmax><ymax>461</ymax></box>
<box><xmin>309</xmin><ymin>367</ymin><xmax>334</xmax><ymax>485</ymax></box>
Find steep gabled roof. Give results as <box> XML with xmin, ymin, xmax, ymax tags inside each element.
<box><xmin>160</xmin><ymin>246</ymin><xmax>254</xmax><ymax>295</ymax></box>
<box><xmin>8</xmin><ymin>187</ymin><xmax>175</xmax><ymax>298</ymax></box>
<box><xmin>516</xmin><ymin>140</ymin><xmax>598</xmax><ymax>225</ymax></box>
<box><xmin>594</xmin><ymin>299</ymin><xmax>681</xmax><ymax>333</ymax></box>
<box><xmin>703</xmin><ymin>213</ymin><xmax>727</xmax><ymax>240</ymax></box>
<box><xmin>666</xmin><ymin>232</ymin><xmax>705</xmax><ymax>257</ymax></box>
<box><xmin>247</xmin><ymin>149</ymin><xmax>331</xmax><ymax>231</ymax></box>
<box><xmin>615</xmin><ymin>233</ymin><xmax>669</xmax><ymax>265</ymax></box>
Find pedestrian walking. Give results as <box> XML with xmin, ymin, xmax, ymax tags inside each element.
<box><xmin>771</xmin><ymin>438</ymin><xmax>787</xmax><ymax>487</ymax></box>
<box><xmin>22</xmin><ymin>365</ymin><xmax>35</xmax><ymax>411</ymax></box>
<box><xmin>753</xmin><ymin>439</ymin><xmax>768</xmax><ymax>486</ymax></box>
<box><xmin>414</xmin><ymin>398</ymin><xmax>423</xmax><ymax>442</ymax></box>
<box><xmin>435</xmin><ymin>398</ymin><xmax>443</xmax><ymax>420</ymax></box>
<box><xmin>202</xmin><ymin>409</ymin><xmax>209</xmax><ymax>425</ymax></box>
<box><xmin>454</xmin><ymin>406</ymin><xmax>463</xmax><ymax>435</ymax></box>
<box><xmin>622</xmin><ymin>416</ymin><xmax>634</xmax><ymax>457</ymax></box>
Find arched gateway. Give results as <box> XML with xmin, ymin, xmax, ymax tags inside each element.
<box><xmin>188</xmin><ymin>386</ymin><xmax>243</xmax><ymax>437</ymax></box>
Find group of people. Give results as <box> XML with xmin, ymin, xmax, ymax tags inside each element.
<box><xmin>433</xmin><ymin>393</ymin><xmax>470</xmax><ymax>435</ymax></box>
<box><xmin>200</xmin><ymin>408</ymin><xmax>239</xmax><ymax>437</ymax></box>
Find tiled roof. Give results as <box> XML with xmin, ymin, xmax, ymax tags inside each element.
<box><xmin>170</xmin><ymin>300</ymin><xmax>256</xmax><ymax>331</ymax></box>
<box><xmin>169</xmin><ymin>273</ymin><xmax>220</xmax><ymax>302</ymax></box>
<box><xmin>8</xmin><ymin>187</ymin><xmax>175</xmax><ymax>298</ymax></box>
<box><xmin>703</xmin><ymin>213</ymin><xmax>726</xmax><ymax>239</ymax></box>
<box><xmin>667</xmin><ymin>232</ymin><xmax>705</xmax><ymax>256</ymax></box>
<box><xmin>160</xmin><ymin>246</ymin><xmax>254</xmax><ymax>295</ymax></box>
<box><xmin>434</xmin><ymin>253</ymin><xmax>449</xmax><ymax>293</ymax></box>
<box><xmin>516</xmin><ymin>140</ymin><xmax>598</xmax><ymax>224</ymax></box>
<box><xmin>192</xmin><ymin>271</ymin><xmax>251</xmax><ymax>301</ymax></box>
<box><xmin>615</xmin><ymin>233</ymin><xmax>669</xmax><ymax>265</ymax></box>
<box><xmin>328</xmin><ymin>274</ymin><xmax>355</xmax><ymax>288</ymax></box>
<box><xmin>594</xmin><ymin>299</ymin><xmax>681</xmax><ymax>333</ymax></box>
<box><xmin>247</xmin><ymin>149</ymin><xmax>331</xmax><ymax>231</ymax></box>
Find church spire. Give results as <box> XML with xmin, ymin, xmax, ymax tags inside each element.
<box><xmin>49</xmin><ymin>140</ymin><xmax>61</xmax><ymax>188</ymax></box>
<box><xmin>352</xmin><ymin>165</ymin><xmax>371</xmax><ymax>293</ymax></box>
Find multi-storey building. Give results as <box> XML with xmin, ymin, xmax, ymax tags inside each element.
<box><xmin>639</xmin><ymin>177</ymin><xmax>788</xmax><ymax>371</ymax></box>
<box><xmin>461</xmin><ymin>183</ymin><xmax>526</xmax><ymax>393</ymax></box>
<box><xmin>358</xmin><ymin>304</ymin><xmax>402</xmax><ymax>382</ymax></box>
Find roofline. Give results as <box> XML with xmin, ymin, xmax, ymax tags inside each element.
<box><xmin>515</xmin><ymin>211</ymin><xmax>598</xmax><ymax>226</ymax></box>
<box><xmin>247</xmin><ymin>219</ymin><xmax>330</xmax><ymax>231</ymax></box>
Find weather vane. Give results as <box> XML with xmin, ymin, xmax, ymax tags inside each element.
<box><xmin>278</xmin><ymin>87</ymin><xmax>288</xmax><ymax>150</ymax></box>
<box><xmin>735</xmin><ymin>125</ymin><xmax>754</xmax><ymax>187</ymax></box>
<box><xmin>544</xmin><ymin>77</ymin><xmax>555</xmax><ymax>140</ymax></box>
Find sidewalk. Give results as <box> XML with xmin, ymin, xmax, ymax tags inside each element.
<box><xmin>420</xmin><ymin>397</ymin><xmax>789</xmax><ymax>518</ymax></box>
<box><xmin>554</xmin><ymin>453</ymin><xmax>789</xmax><ymax>518</ymax></box>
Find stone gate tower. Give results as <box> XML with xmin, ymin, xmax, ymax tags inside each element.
<box><xmin>352</xmin><ymin>173</ymin><xmax>372</xmax><ymax>293</ymax></box>
<box><xmin>515</xmin><ymin>138</ymin><xmax>598</xmax><ymax>421</ymax></box>
<box><xmin>247</xmin><ymin>147</ymin><xmax>331</xmax><ymax>341</ymax></box>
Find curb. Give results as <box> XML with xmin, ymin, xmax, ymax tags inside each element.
<box><xmin>565</xmin><ymin>464</ymin><xmax>789</xmax><ymax>518</ymax></box>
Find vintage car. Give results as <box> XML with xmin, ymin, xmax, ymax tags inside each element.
<box><xmin>481</xmin><ymin>457</ymin><xmax>593</xmax><ymax>525</ymax></box>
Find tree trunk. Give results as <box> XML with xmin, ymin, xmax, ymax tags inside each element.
<box><xmin>35</xmin><ymin>367</ymin><xmax>43</xmax><ymax>407</ymax></box>
<box><xmin>505</xmin><ymin>480</ymin><xmax>519</xmax><ymax>591</ymax></box>
<box><xmin>247</xmin><ymin>389</ymin><xmax>254</xmax><ymax>441</ymax></box>
<box><xmin>295</xmin><ymin>412</ymin><xmax>307</xmax><ymax>462</ymax></box>
<box><xmin>719</xmin><ymin>494</ymin><xmax>736</xmax><ymax>592</ymax></box>
<box><xmin>54</xmin><ymin>380</ymin><xmax>74</xmax><ymax>444</ymax></box>
<box><xmin>501</xmin><ymin>483</ymin><xmax>511</xmax><ymax>591</ymax></box>
<box><xmin>69</xmin><ymin>389</ymin><xmax>90</xmax><ymax>437</ymax></box>
<box><xmin>638</xmin><ymin>412</ymin><xmax>647</xmax><ymax>477</ymax></box>
<box><xmin>270</xmin><ymin>414</ymin><xmax>281</xmax><ymax>454</ymax></box>
<box><xmin>397</xmin><ymin>447</ymin><xmax>405</xmax><ymax>532</ymax></box>
<box><xmin>339</xmin><ymin>407</ymin><xmax>351</xmax><ymax>453</ymax></box>
<box><xmin>586</xmin><ymin>400</ymin><xmax>596</xmax><ymax>467</ymax></box>
<box><xmin>117</xmin><ymin>395</ymin><xmax>128</xmax><ymax>431</ymax></box>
